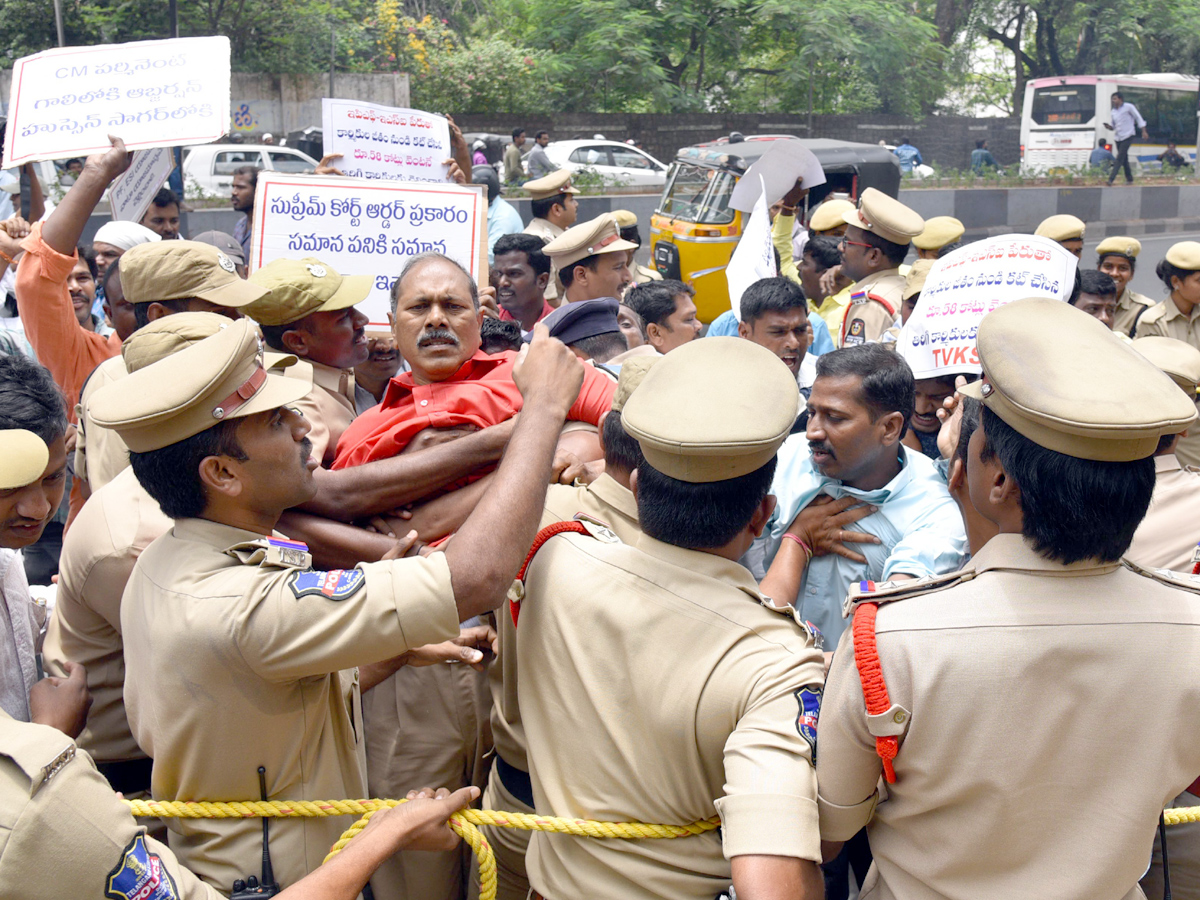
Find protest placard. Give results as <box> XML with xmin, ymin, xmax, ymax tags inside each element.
<box><xmin>321</xmin><ymin>100</ymin><xmax>452</xmax><ymax>183</ymax></box>
<box><xmin>897</xmin><ymin>233</ymin><xmax>1078</xmax><ymax>379</ymax></box>
<box><xmin>4</xmin><ymin>36</ymin><xmax>230</xmax><ymax>168</ymax></box>
<box><xmin>724</xmin><ymin>177</ymin><xmax>776</xmax><ymax>320</ymax></box>
<box><xmin>107</xmin><ymin>147</ymin><xmax>175</xmax><ymax>222</ymax></box>
<box><xmin>250</xmin><ymin>172</ymin><xmax>487</xmax><ymax>327</ymax></box>
<box><xmin>730</xmin><ymin>140</ymin><xmax>826</xmax><ymax>213</ymax></box>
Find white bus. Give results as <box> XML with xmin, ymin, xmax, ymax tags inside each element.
<box><xmin>1020</xmin><ymin>73</ymin><xmax>1198</xmax><ymax>174</ymax></box>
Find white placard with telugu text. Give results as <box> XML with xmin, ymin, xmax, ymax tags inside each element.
<box><xmin>321</xmin><ymin>99</ymin><xmax>452</xmax><ymax>184</ymax></box>
<box><xmin>107</xmin><ymin>147</ymin><xmax>174</xmax><ymax>222</ymax></box>
<box><xmin>724</xmin><ymin>177</ymin><xmax>777</xmax><ymax>320</ymax></box>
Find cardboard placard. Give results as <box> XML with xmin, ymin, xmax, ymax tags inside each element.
<box><xmin>108</xmin><ymin>147</ymin><xmax>175</xmax><ymax>222</ymax></box>
<box><xmin>321</xmin><ymin>99</ymin><xmax>452</xmax><ymax>183</ymax></box>
<box><xmin>724</xmin><ymin>177</ymin><xmax>777</xmax><ymax>320</ymax></box>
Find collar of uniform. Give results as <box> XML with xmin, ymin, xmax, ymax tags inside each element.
<box><xmin>172</xmin><ymin>517</ymin><xmax>276</xmax><ymax>553</ymax></box>
<box><xmin>1155</xmin><ymin>452</ymin><xmax>1182</xmax><ymax>474</ymax></box>
<box><xmin>308</xmin><ymin>358</ymin><xmax>356</xmax><ymax>407</ymax></box>
<box><xmin>854</xmin><ymin>267</ymin><xmax>902</xmax><ymax>289</ymax></box>
<box><xmin>632</xmin><ymin>532</ymin><xmax>766</xmax><ymax>604</ymax></box>
<box><xmin>966</xmin><ymin>532</ymin><xmax>1122</xmax><ymax>577</ymax></box>
<box><xmin>379</xmin><ymin>349</ymin><xmax>512</xmax><ymax>408</ymax></box>
<box><xmin>586</xmin><ymin>473</ymin><xmax>638</xmax><ymax>522</ymax></box>
<box><xmin>1163</xmin><ymin>299</ymin><xmax>1200</xmax><ymax>323</ymax></box>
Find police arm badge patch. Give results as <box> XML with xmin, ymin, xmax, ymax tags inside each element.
<box><xmin>287</xmin><ymin>568</ymin><xmax>366</xmax><ymax>601</ymax></box>
<box><xmin>106</xmin><ymin>834</ymin><xmax>181</xmax><ymax>900</ymax></box>
<box><xmin>794</xmin><ymin>685</ymin><xmax>822</xmax><ymax>762</ymax></box>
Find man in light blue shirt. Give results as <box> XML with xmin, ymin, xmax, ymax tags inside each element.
<box><xmin>758</xmin><ymin>344</ymin><xmax>966</xmax><ymax>646</ymax></box>
<box><xmin>475</xmin><ymin>166</ymin><xmax>525</xmax><ymax>264</ymax></box>
<box><xmin>893</xmin><ymin>137</ymin><xmax>923</xmax><ymax>174</ymax></box>
<box><xmin>1105</xmin><ymin>92</ymin><xmax>1149</xmax><ymax>186</ymax></box>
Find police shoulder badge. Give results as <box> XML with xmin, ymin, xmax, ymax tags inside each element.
<box><xmin>794</xmin><ymin>685</ymin><xmax>822</xmax><ymax>761</ymax></box>
<box><xmin>106</xmin><ymin>834</ymin><xmax>180</xmax><ymax>900</ymax></box>
<box><xmin>287</xmin><ymin>567</ymin><xmax>366</xmax><ymax>601</ymax></box>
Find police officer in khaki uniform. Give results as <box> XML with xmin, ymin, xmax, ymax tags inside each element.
<box><xmin>480</xmin><ymin>356</ymin><xmax>656</xmax><ymax>900</ymax></box>
<box><xmin>1034</xmin><ymin>213</ymin><xmax>1086</xmax><ymax>258</ymax></box>
<box><xmin>74</xmin><ymin>241</ymin><xmax>266</xmax><ymax>494</ymax></box>
<box><xmin>838</xmin><ymin>188</ymin><xmax>925</xmax><ymax>347</ymax></box>
<box><xmin>515</xmin><ymin>338</ymin><xmax>826</xmax><ymax>900</ymax></box>
<box><xmin>543</xmin><ymin>215</ymin><xmax>636</xmax><ymax>306</ymax></box>
<box><xmin>86</xmin><ymin>318</ymin><xmax>586</xmax><ymax>892</ymax></box>
<box><xmin>911</xmin><ymin>215</ymin><xmax>964</xmax><ymax>259</ymax></box>
<box><xmin>818</xmin><ymin>297</ymin><xmax>1200</xmax><ymax>899</ymax></box>
<box><xmin>245</xmin><ymin>258</ymin><xmax>373</xmax><ymax>468</ymax></box>
<box><xmin>611</xmin><ymin>209</ymin><xmax>662</xmax><ymax>287</ymax></box>
<box><xmin>1125</xmin><ymin>336</ymin><xmax>1200</xmax><ymax>572</ymax></box>
<box><xmin>1097</xmin><ymin>236</ymin><xmax>1155</xmax><ymax>338</ymax></box>
<box><xmin>523</xmin><ymin>170</ymin><xmax>580</xmax><ymax>303</ymax></box>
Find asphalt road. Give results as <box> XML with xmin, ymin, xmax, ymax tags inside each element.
<box><xmin>1083</xmin><ymin>231</ymin><xmax>1200</xmax><ymax>301</ymax></box>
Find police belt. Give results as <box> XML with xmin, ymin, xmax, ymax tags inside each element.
<box><xmin>494</xmin><ymin>753</ymin><xmax>535</xmax><ymax>809</ymax></box>
<box><xmin>97</xmin><ymin>756</ymin><xmax>154</xmax><ymax>796</ymax></box>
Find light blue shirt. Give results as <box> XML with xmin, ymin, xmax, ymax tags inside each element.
<box><xmin>487</xmin><ymin>196</ymin><xmax>525</xmax><ymax>265</ymax></box>
<box><xmin>1111</xmin><ymin>102</ymin><xmax>1146</xmax><ymax>142</ymax></box>
<box><xmin>763</xmin><ymin>438</ymin><xmax>967</xmax><ymax>646</ymax></box>
<box><xmin>893</xmin><ymin>143</ymin><xmax>923</xmax><ymax>173</ymax></box>
<box><xmin>706</xmin><ymin>308</ymin><xmax>834</xmax><ymax>356</ymax></box>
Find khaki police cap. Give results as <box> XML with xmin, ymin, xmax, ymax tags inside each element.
<box><xmin>120</xmin><ymin>241</ymin><xmax>267</xmax><ymax>308</ymax></box>
<box><xmin>121</xmin><ymin>311</ymin><xmax>302</xmax><ymax>375</ymax></box>
<box><xmin>245</xmin><ymin>258</ymin><xmax>373</xmax><ymax>326</ymax></box>
<box><xmin>1034</xmin><ymin>214</ymin><xmax>1086</xmax><ymax>242</ymax></box>
<box><xmin>913</xmin><ymin>216</ymin><xmax>964</xmax><ymax>251</ymax></box>
<box><xmin>611</xmin><ymin>209</ymin><xmax>638</xmax><ymax>229</ymax></box>
<box><xmin>808</xmin><ymin>199</ymin><xmax>854</xmax><ymax>233</ymax></box>
<box><xmin>959</xmin><ymin>297</ymin><xmax>1197</xmax><ymax>461</ymax></box>
<box><xmin>610</xmin><ymin>354</ymin><xmax>660</xmax><ymax>413</ymax></box>
<box><xmin>543</xmin><ymin>215</ymin><xmax>638</xmax><ymax>270</ymax></box>
<box><xmin>842</xmin><ymin>188</ymin><xmax>925</xmax><ymax>246</ymax></box>
<box><xmin>1165</xmin><ymin>241</ymin><xmax>1200</xmax><ymax>271</ymax></box>
<box><xmin>903</xmin><ymin>258</ymin><xmax>935</xmax><ymax>302</ymax></box>
<box><xmin>1132</xmin><ymin>336</ymin><xmax>1200</xmax><ymax>396</ymax></box>
<box><xmin>88</xmin><ymin>319</ymin><xmax>312</xmax><ymax>453</ymax></box>
<box><xmin>0</xmin><ymin>430</ymin><xmax>48</xmax><ymax>490</ymax></box>
<box><xmin>1095</xmin><ymin>236</ymin><xmax>1141</xmax><ymax>259</ymax></box>
<box><xmin>525</xmin><ymin>170</ymin><xmax>580</xmax><ymax>201</ymax></box>
<box><xmin>621</xmin><ymin>337</ymin><xmax>798</xmax><ymax>482</ymax></box>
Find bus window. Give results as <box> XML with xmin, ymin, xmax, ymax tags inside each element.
<box><xmin>1157</xmin><ymin>90</ymin><xmax>1195</xmax><ymax>144</ymax></box>
<box><xmin>1031</xmin><ymin>85</ymin><xmax>1096</xmax><ymax>125</ymax></box>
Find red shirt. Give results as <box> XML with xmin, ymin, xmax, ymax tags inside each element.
<box><xmin>332</xmin><ymin>349</ymin><xmax>615</xmax><ymax>469</ymax></box>
<box><xmin>497</xmin><ymin>300</ymin><xmax>554</xmax><ymax>328</ymax></box>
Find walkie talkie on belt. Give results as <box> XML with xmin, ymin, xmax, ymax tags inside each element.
<box><xmin>231</xmin><ymin>767</ymin><xmax>281</xmax><ymax>898</ymax></box>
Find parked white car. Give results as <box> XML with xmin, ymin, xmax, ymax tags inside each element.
<box><xmin>542</xmin><ymin>140</ymin><xmax>669</xmax><ymax>188</ymax></box>
<box><xmin>182</xmin><ymin>144</ymin><xmax>321</xmax><ymax>197</ymax></box>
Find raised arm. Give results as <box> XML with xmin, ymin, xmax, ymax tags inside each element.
<box><xmin>40</xmin><ymin>136</ymin><xmax>130</xmax><ymax>255</ymax></box>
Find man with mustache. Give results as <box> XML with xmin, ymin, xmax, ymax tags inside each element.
<box><xmin>759</xmin><ymin>343</ymin><xmax>966</xmax><ymax>649</ymax></box>
<box><xmin>88</xmin><ymin>316</ymin><xmax>585</xmax><ymax>892</ymax></box>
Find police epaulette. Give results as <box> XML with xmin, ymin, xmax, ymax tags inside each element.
<box><xmin>842</xmin><ymin>569</ymin><xmax>974</xmax><ymax>620</ymax></box>
<box><xmin>1121</xmin><ymin>558</ymin><xmax>1200</xmax><ymax>594</ymax></box>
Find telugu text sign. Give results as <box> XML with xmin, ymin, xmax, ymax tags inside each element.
<box><xmin>322</xmin><ymin>100</ymin><xmax>452</xmax><ymax>183</ymax></box>
<box><xmin>108</xmin><ymin>147</ymin><xmax>175</xmax><ymax>222</ymax></box>
<box><xmin>250</xmin><ymin>173</ymin><xmax>486</xmax><ymax>328</ymax></box>
<box><xmin>4</xmin><ymin>36</ymin><xmax>231</xmax><ymax>168</ymax></box>
<box><xmin>897</xmin><ymin>234</ymin><xmax>1078</xmax><ymax>379</ymax></box>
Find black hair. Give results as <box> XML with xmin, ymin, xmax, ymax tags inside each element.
<box><xmin>480</xmin><ymin>317</ymin><xmax>524</xmax><ymax>354</ymax></box>
<box><xmin>804</xmin><ymin>235</ymin><xmax>842</xmax><ymax>271</ymax></box>
<box><xmin>232</xmin><ymin>165</ymin><xmax>260</xmax><ymax>187</ymax></box>
<box><xmin>975</xmin><ymin>139</ymin><xmax>986</xmax><ymax>149</ymax></box>
<box><xmin>859</xmin><ymin>228</ymin><xmax>909</xmax><ymax>267</ymax></box>
<box><xmin>636</xmin><ymin>458</ymin><xmax>776</xmax><ymax>549</ymax></box>
<box><xmin>558</xmin><ymin>253</ymin><xmax>605</xmax><ymax>289</ymax></box>
<box><xmin>493</xmin><ymin>233</ymin><xmax>551</xmax><ymax>277</ymax></box>
<box><xmin>619</xmin><ymin>224</ymin><xmax>642</xmax><ymax>247</ymax></box>
<box><xmin>1076</xmin><ymin>269</ymin><xmax>1117</xmax><ymax>301</ymax></box>
<box><xmin>1155</xmin><ymin>432</ymin><xmax>1177</xmax><ymax>455</ymax></box>
<box><xmin>899</xmin><ymin>136</ymin><xmax>911</xmax><ymax>145</ymax></box>
<box><xmin>132</xmin><ymin>296</ymin><xmax>192</xmax><ymax>330</ymax></box>
<box><xmin>1113</xmin><ymin>91</ymin><xmax>1124</xmax><ymax>100</ymax></box>
<box><xmin>530</xmin><ymin>194</ymin><xmax>568</xmax><ymax>220</ymax></box>
<box><xmin>390</xmin><ymin>252</ymin><xmax>479</xmax><ymax>314</ymax></box>
<box><xmin>473</xmin><ymin>165</ymin><xmax>500</xmax><ymax>204</ymax></box>
<box><xmin>535</xmin><ymin>130</ymin><xmax>549</xmax><ymax>141</ymax></box>
<box><xmin>937</xmin><ymin>241</ymin><xmax>963</xmax><ymax>259</ymax></box>
<box><xmin>0</xmin><ymin>354</ymin><xmax>67</xmax><ymax>445</ymax></box>
<box><xmin>601</xmin><ymin>409</ymin><xmax>643</xmax><ymax>474</ymax></box>
<box><xmin>625</xmin><ymin>279</ymin><xmax>692</xmax><ymax>328</ymax></box>
<box><xmin>128</xmin><ymin>417</ymin><xmax>247</xmax><ymax>519</ymax></box>
<box><xmin>1098</xmin><ymin>139</ymin><xmax>1108</xmax><ymax>148</ymax></box>
<box><xmin>102</xmin><ymin>256</ymin><xmax>121</xmax><ymax>295</ymax></box>
<box><xmin>259</xmin><ymin>321</ymin><xmax>303</xmax><ymax>353</ymax></box>
<box><xmin>570</xmin><ymin>331</ymin><xmax>627</xmax><ymax>363</ymax></box>
<box><xmin>77</xmin><ymin>245</ymin><xmax>98</xmax><ymax>280</ymax></box>
<box><xmin>953</xmin><ymin>395</ymin><xmax>981</xmax><ymax>467</ymax></box>
<box><xmin>978</xmin><ymin>406</ymin><xmax>1154</xmax><ymax>563</ymax></box>
<box><xmin>149</xmin><ymin>187</ymin><xmax>180</xmax><ymax>210</ymax></box>
<box><xmin>815</xmin><ymin>344</ymin><xmax>915</xmax><ymax>438</ymax></box>
<box><xmin>512</xmin><ymin>127</ymin><xmax>525</xmax><ymax>141</ymax></box>
<box><xmin>1097</xmin><ymin>249</ymin><xmax>1137</xmax><ymax>273</ymax></box>
<box><xmin>1157</xmin><ymin>258</ymin><xmax>1196</xmax><ymax>293</ymax></box>
<box><xmin>739</xmin><ymin>276</ymin><xmax>807</xmax><ymax>325</ymax></box>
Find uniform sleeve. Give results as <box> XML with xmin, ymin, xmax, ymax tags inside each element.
<box><xmin>815</xmin><ymin>626</ymin><xmax>883</xmax><ymax>841</ymax></box>
<box><xmin>1134</xmin><ymin>308</ymin><xmax>1166</xmax><ymax>339</ymax></box>
<box><xmin>715</xmin><ymin>644</ymin><xmax>825</xmax><ymax>862</ymax></box>
<box><xmin>233</xmin><ymin>552</ymin><xmax>460</xmax><ymax>682</ymax></box>
<box><xmin>843</xmin><ymin>300</ymin><xmax>897</xmax><ymax>345</ymax></box>
<box><xmin>881</xmin><ymin>497</ymin><xmax>967</xmax><ymax>581</ymax></box>
<box><xmin>772</xmin><ymin>213</ymin><xmax>800</xmax><ymax>285</ymax></box>
<box><xmin>0</xmin><ymin>741</ymin><xmax>222</xmax><ymax>900</ymax></box>
<box><xmin>566</xmin><ymin>362</ymin><xmax>618</xmax><ymax>426</ymax></box>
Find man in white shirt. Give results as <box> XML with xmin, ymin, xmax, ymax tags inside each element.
<box><xmin>1105</xmin><ymin>91</ymin><xmax>1149</xmax><ymax>186</ymax></box>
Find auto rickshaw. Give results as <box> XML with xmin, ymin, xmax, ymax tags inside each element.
<box><xmin>650</xmin><ymin>135</ymin><xmax>903</xmax><ymax>322</ymax></box>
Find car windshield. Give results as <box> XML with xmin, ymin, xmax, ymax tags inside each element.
<box><xmin>659</xmin><ymin>163</ymin><xmax>736</xmax><ymax>224</ymax></box>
